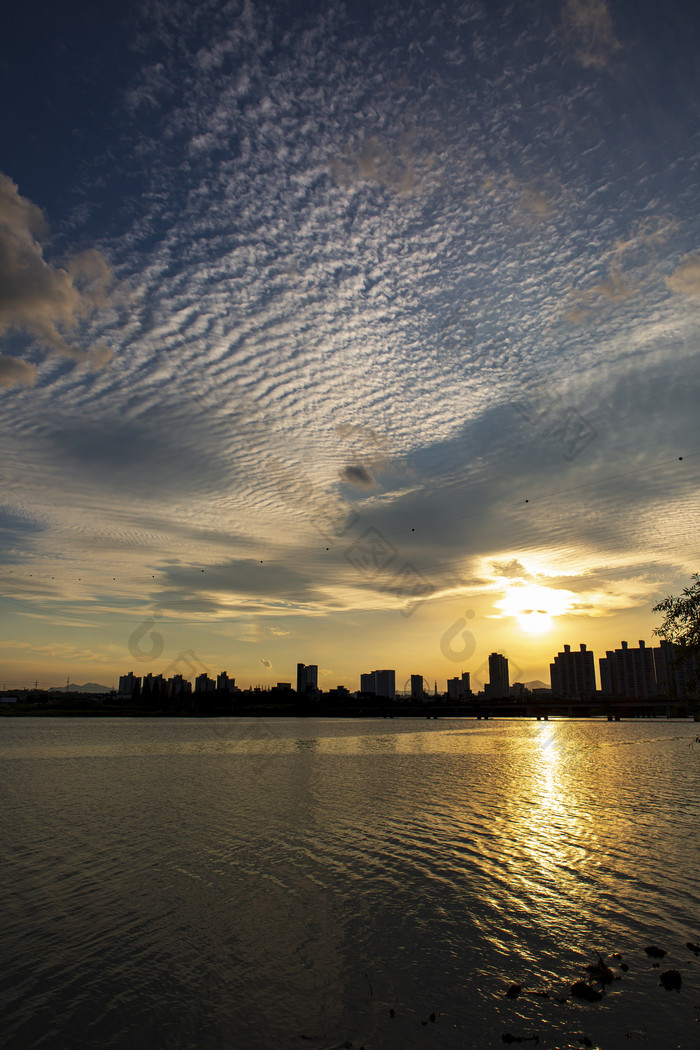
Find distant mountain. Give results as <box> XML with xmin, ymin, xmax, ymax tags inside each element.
<box><xmin>524</xmin><ymin>680</ymin><xmax>549</xmax><ymax>690</ymax></box>
<box><xmin>49</xmin><ymin>682</ymin><xmax>113</xmax><ymax>693</ymax></box>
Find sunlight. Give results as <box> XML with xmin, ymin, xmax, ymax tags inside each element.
<box><xmin>496</xmin><ymin>582</ymin><xmax>575</xmax><ymax>634</ymax></box>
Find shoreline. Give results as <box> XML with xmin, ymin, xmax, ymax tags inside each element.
<box><xmin>1</xmin><ymin>701</ymin><xmax>698</xmax><ymax>722</ymax></box>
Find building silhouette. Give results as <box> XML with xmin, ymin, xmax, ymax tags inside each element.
<box><xmin>296</xmin><ymin>663</ymin><xmax>318</xmax><ymax>695</ymax></box>
<box><xmin>550</xmin><ymin>643</ymin><xmax>595</xmax><ymax>699</ymax></box>
<box><xmin>410</xmin><ymin>674</ymin><xmax>425</xmax><ymax>700</ymax></box>
<box><xmin>447</xmin><ymin>672</ymin><xmax>472</xmax><ymax>700</ymax></box>
<box><xmin>486</xmin><ymin>653</ymin><xmax>509</xmax><ymax>698</ymax></box>
<box><xmin>652</xmin><ymin>640</ymin><xmax>699</xmax><ymax>698</ymax></box>
<box><xmin>168</xmin><ymin>674</ymin><xmax>192</xmax><ymax>700</ymax></box>
<box><xmin>194</xmin><ymin>673</ymin><xmax>215</xmax><ymax>694</ymax></box>
<box><xmin>141</xmin><ymin>673</ymin><xmax>164</xmax><ymax>702</ymax></box>
<box><xmin>118</xmin><ymin>671</ymin><xmax>140</xmax><ymax>697</ymax></box>
<box><xmin>599</xmin><ymin>640</ymin><xmax>656</xmax><ymax>699</ymax></box>
<box><xmin>360</xmin><ymin>669</ymin><xmax>396</xmax><ymax>699</ymax></box>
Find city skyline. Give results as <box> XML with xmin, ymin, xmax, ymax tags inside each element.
<box><xmin>20</xmin><ymin>634</ymin><xmax>686</xmax><ymax>699</ymax></box>
<box><xmin>2</xmin><ymin>1</ymin><xmax>700</xmax><ymax>691</ymax></box>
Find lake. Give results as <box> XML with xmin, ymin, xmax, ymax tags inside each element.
<box><xmin>1</xmin><ymin>717</ymin><xmax>699</xmax><ymax>1049</ymax></box>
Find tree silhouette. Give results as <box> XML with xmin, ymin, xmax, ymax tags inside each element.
<box><xmin>653</xmin><ymin>574</ymin><xmax>700</xmax><ymax>697</ymax></box>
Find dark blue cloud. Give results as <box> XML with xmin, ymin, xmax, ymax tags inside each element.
<box><xmin>0</xmin><ymin>506</ymin><xmax>43</xmax><ymax>541</ymax></box>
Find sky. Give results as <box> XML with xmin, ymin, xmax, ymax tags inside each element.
<box><xmin>1</xmin><ymin>0</ymin><xmax>699</xmax><ymax>692</ymax></box>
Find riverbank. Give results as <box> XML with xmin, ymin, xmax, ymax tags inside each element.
<box><xmin>1</xmin><ymin>697</ymin><xmax>697</xmax><ymax>720</ymax></box>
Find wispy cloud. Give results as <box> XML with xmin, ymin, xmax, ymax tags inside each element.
<box><xmin>666</xmin><ymin>254</ymin><xmax>700</xmax><ymax>298</ymax></box>
<box><xmin>561</xmin><ymin>0</ymin><xmax>622</xmax><ymax>70</ymax></box>
<box><xmin>564</xmin><ymin>265</ymin><xmax>635</xmax><ymax>321</ymax></box>
<box><xmin>329</xmin><ymin>132</ymin><xmax>437</xmax><ymax>197</ymax></box>
<box><xmin>0</xmin><ymin>354</ymin><xmax>36</xmax><ymax>389</ymax></box>
<box><xmin>1</xmin><ymin>0</ymin><xmax>699</xmax><ymax>685</ymax></box>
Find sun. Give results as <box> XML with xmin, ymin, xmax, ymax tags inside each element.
<box><xmin>496</xmin><ymin>583</ymin><xmax>574</xmax><ymax>634</ymax></box>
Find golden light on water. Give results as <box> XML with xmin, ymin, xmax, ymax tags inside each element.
<box><xmin>538</xmin><ymin>727</ymin><xmax>562</xmax><ymax>803</ymax></box>
<box><xmin>520</xmin><ymin>727</ymin><xmax>584</xmax><ymax>903</ymax></box>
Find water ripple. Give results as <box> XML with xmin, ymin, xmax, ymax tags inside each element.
<box><xmin>1</xmin><ymin>718</ymin><xmax>699</xmax><ymax>1049</ymax></box>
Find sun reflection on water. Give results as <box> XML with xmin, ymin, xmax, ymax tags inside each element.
<box><xmin>493</xmin><ymin>724</ymin><xmax>604</xmax><ymax>956</ymax></box>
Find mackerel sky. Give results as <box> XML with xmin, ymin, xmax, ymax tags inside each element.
<box><xmin>1</xmin><ymin>0</ymin><xmax>699</xmax><ymax>690</ymax></box>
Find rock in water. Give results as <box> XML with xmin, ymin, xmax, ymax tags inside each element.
<box><xmin>586</xmin><ymin>954</ymin><xmax>614</xmax><ymax>984</ymax></box>
<box><xmin>659</xmin><ymin>970</ymin><xmax>682</xmax><ymax>991</ymax></box>
<box><xmin>644</xmin><ymin>945</ymin><xmax>666</xmax><ymax>958</ymax></box>
<box><xmin>571</xmin><ymin>982</ymin><xmax>603</xmax><ymax>1002</ymax></box>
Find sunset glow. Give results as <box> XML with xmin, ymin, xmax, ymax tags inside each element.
<box><xmin>1</xmin><ymin>0</ymin><xmax>699</xmax><ymax>691</ymax></box>
<box><xmin>496</xmin><ymin>583</ymin><xmax>576</xmax><ymax>635</ymax></box>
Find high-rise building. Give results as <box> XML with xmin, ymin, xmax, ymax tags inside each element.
<box><xmin>410</xmin><ymin>674</ymin><xmax>425</xmax><ymax>700</ymax></box>
<box><xmin>118</xmin><ymin>672</ymin><xmax>141</xmax><ymax>697</ymax></box>
<box><xmin>361</xmin><ymin>672</ymin><xmax>394</xmax><ymax>697</ymax></box>
<box><xmin>373</xmin><ymin>669</ymin><xmax>396</xmax><ymax>699</ymax></box>
<box><xmin>486</xmin><ymin>653</ymin><xmax>509</xmax><ymax>698</ymax></box>
<box><xmin>194</xmin><ymin>673</ymin><xmax>215</xmax><ymax>693</ymax></box>
<box><xmin>550</xmin><ymin>644</ymin><xmax>595</xmax><ymax>699</ymax></box>
<box><xmin>141</xmin><ymin>673</ymin><xmax>163</xmax><ymax>700</ymax></box>
<box><xmin>167</xmin><ymin>674</ymin><xmax>192</xmax><ymax>698</ymax></box>
<box><xmin>653</xmin><ymin>640</ymin><xmax>699</xmax><ymax>698</ymax></box>
<box><xmin>653</xmin><ymin>640</ymin><xmax>676</xmax><ymax>697</ymax></box>
<box><xmin>447</xmin><ymin>671</ymin><xmax>472</xmax><ymax>700</ymax></box>
<box><xmin>360</xmin><ymin>672</ymin><xmax>374</xmax><ymax>694</ymax></box>
<box><xmin>360</xmin><ymin>669</ymin><xmax>396</xmax><ymax>698</ymax></box>
<box><xmin>297</xmin><ymin>663</ymin><xmax>318</xmax><ymax>694</ymax></box>
<box><xmin>599</xmin><ymin>640</ymin><xmax>656</xmax><ymax>698</ymax></box>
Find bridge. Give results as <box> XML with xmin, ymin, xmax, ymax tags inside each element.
<box><xmin>359</xmin><ymin>696</ymin><xmax>700</xmax><ymax>720</ymax></box>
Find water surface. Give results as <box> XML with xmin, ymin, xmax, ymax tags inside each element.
<box><xmin>1</xmin><ymin>717</ymin><xmax>699</xmax><ymax>1049</ymax></box>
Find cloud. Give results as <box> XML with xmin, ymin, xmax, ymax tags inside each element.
<box><xmin>562</xmin><ymin>305</ymin><xmax>590</xmax><ymax>325</ymax></box>
<box><xmin>329</xmin><ymin>133</ymin><xmax>436</xmax><ymax>196</ymax></box>
<box><xmin>611</xmin><ymin>217</ymin><xmax>677</xmax><ymax>263</ymax></box>
<box><xmin>665</xmin><ymin>255</ymin><xmax>700</xmax><ymax>298</ymax></box>
<box><xmin>492</xmin><ymin>559</ymin><xmax>533</xmax><ymax>581</ymax></box>
<box><xmin>2</xmin><ymin>0</ymin><xmax>698</xmax><ymax>686</ymax></box>
<box><xmin>565</xmin><ymin>265</ymin><xmax>635</xmax><ymax>320</ymax></box>
<box><xmin>0</xmin><ymin>172</ymin><xmax>112</xmax><ymax>367</ymax></box>
<box><xmin>562</xmin><ymin>0</ymin><xmax>621</xmax><ymax>69</ymax></box>
<box><xmin>0</xmin><ymin>354</ymin><xmax>36</xmax><ymax>389</ymax></box>
<box><xmin>49</xmin><ymin>418</ymin><xmax>234</xmax><ymax>499</ymax></box>
<box><xmin>341</xmin><ymin>464</ymin><xmax>376</xmax><ymax>488</ymax></box>
<box><xmin>591</xmin><ymin>267</ymin><xmax>633</xmax><ymax>302</ymax></box>
<box><xmin>335</xmin><ymin>424</ymin><xmax>394</xmax><ymax>477</ymax></box>
<box><xmin>496</xmin><ymin>176</ymin><xmax>562</xmax><ymax>227</ymax></box>
<box><xmin>520</xmin><ymin>190</ymin><xmax>553</xmax><ymax>220</ymax></box>
<box><xmin>509</xmin><ymin>181</ymin><xmax>555</xmax><ymax>222</ymax></box>
<box><xmin>158</xmin><ymin>558</ymin><xmax>329</xmax><ymax>610</ymax></box>
<box><xmin>562</xmin><ymin>218</ymin><xmax>676</xmax><ymax>324</ymax></box>
<box><xmin>0</xmin><ymin>505</ymin><xmax>43</xmax><ymax>544</ymax></box>
<box><xmin>335</xmin><ymin>423</ymin><xmax>387</xmax><ymax>447</ymax></box>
